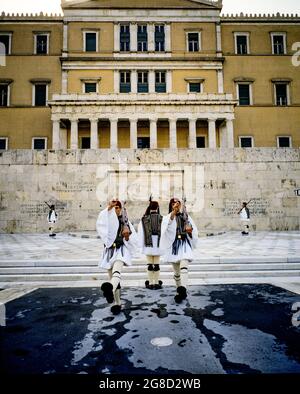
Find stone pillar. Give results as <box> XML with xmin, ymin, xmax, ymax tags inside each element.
<box><xmin>110</xmin><ymin>118</ymin><xmax>118</xmax><ymax>149</ymax></box>
<box><xmin>208</xmin><ymin>119</ymin><xmax>217</xmax><ymax>148</ymax></box>
<box><xmin>217</xmin><ymin>69</ymin><xmax>224</xmax><ymax>94</ymax></box>
<box><xmin>131</xmin><ymin>23</ymin><xmax>137</xmax><ymax>52</ymax></box>
<box><xmin>166</xmin><ymin>70</ymin><xmax>172</xmax><ymax>93</ymax></box>
<box><xmin>52</xmin><ymin>119</ymin><xmax>61</xmax><ymax>149</ymax></box>
<box><xmin>90</xmin><ymin>118</ymin><xmax>99</xmax><ymax>149</ymax></box>
<box><xmin>130</xmin><ymin>118</ymin><xmax>138</xmax><ymax>149</ymax></box>
<box><xmin>131</xmin><ymin>70</ymin><xmax>137</xmax><ymax>93</ymax></box>
<box><xmin>148</xmin><ymin>23</ymin><xmax>155</xmax><ymax>52</ymax></box>
<box><xmin>165</xmin><ymin>23</ymin><xmax>171</xmax><ymax>52</ymax></box>
<box><xmin>226</xmin><ymin>119</ymin><xmax>234</xmax><ymax>148</ymax></box>
<box><xmin>114</xmin><ymin>23</ymin><xmax>120</xmax><ymax>52</ymax></box>
<box><xmin>188</xmin><ymin>118</ymin><xmax>197</xmax><ymax>149</ymax></box>
<box><xmin>169</xmin><ymin>119</ymin><xmax>177</xmax><ymax>149</ymax></box>
<box><xmin>150</xmin><ymin>118</ymin><xmax>158</xmax><ymax>149</ymax></box>
<box><xmin>149</xmin><ymin>70</ymin><xmax>155</xmax><ymax>93</ymax></box>
<box><xmin>216</xmin><ymin>23</ymin><xmax>222</xmax><ymax>55</ymax></box>
<box><xmin>114</xmin><ymin>70</ymin><xmax>119</xmax><ymax>93</ymax></box>
<box><xmin>62</xmin><ymin>70</ymin><xmax>68</xmax><ymax>94</ymax></box>
<box><xmin>70</xmin><ymin>118</ymin><xmax>79</xmax><ymax>150</ymax></box>
<box><xmin>62</xmin><ymin>22</ymin><xmax>68</xmax><ymax>57</ymax></box>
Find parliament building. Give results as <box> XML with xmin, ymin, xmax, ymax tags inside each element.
<box><xmin>0</xmin><ymin>0</ymin><xmax>299</xmax><ymax>152</ymax></box>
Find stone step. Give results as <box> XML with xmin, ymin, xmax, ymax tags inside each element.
<box><xmin>0</xmin><ymin>270</ymin><xmax>299</xmax><ymax>283</ymax></box>
<box><xmin>1</xmin><ymin>262</ymin><xmax>300</xmax><ymax>275</ymax></box>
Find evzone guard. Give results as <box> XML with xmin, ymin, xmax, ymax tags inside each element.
<box><xmin>138</xmin><ymin>197</ymin><xmax>164</xmax><ymax>290</ymax></box>
<box><xmin>160</xmin><ymin>197</ymin><xmax>198</xmax><ymax>303</ymax></box>
<box><xmin>96</xmin><ymin>199</ymin><xmax>138</xmax><ymax>315</ymax></box>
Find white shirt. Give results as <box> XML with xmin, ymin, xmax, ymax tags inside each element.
<box><xmin>96</xmin><ymin>207</ymin><xmax>138</xmax><ymax>269</ymax></box>
<box><xmin>48</xmin><ymin>211</ymin><xmax>57</xmax><ymax>224</ymax></box>
<box><xmin>240</xmin><ymin>207</ymin><xmax>250</xmax><ymax>221</ymax></box>
<box><xmin>160</xmin><ymin>213</ymin><xmax>198</xmax><ymax>263</ymax></box>
<box><xmin>137</xmin><ymin>221</ymin><xmax>164</xmax><ymax>256</ymax></box>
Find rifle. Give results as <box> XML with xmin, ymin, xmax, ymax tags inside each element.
<box><xmin>182</xmin><ymin>197</ymin><xmax>192</xmax><ymax>229</ymax></box>
<box><xmin>44</xmin><ymin>201</ymin><xmax>51</xmax><ymax>209</ymax></box>
<box><xmin>121</xmin><ymin>200</ymin><xmax>130</xmax><ymax>229</ymax></box>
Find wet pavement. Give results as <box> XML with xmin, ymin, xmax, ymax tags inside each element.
<box><xmin>1</xmin><ymin>284</ymin><xmax>300</xmax><ymax>375</ymax></box>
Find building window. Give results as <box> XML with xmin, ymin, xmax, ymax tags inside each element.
<box><xmin>155</xmin><ymin>25</ymin><xmax>165</xmax><ymax>52</ymax></box>
<box><xmin>239</xmin><ymin>136</ymin><xmax>254</xmax><ymax>148</ymax></box>
<box><xmin>120</xmin><ymin>71</ymin><xmax>131</xmax><ymax>93</ymax></box>
<box><xmin>196</xmin><ymin>136</ymin><xmax>206</xmax><ymax>148</ymax></box>
<box><xmin>189</xmin><ymin>82</ymin><xmax>201</xmax><ymax>93</ymax></box>
<box><xmin>34</xmin><ymin>84</ymin><xmax>47</xmax><ymax>106</ymax></box>
<box><xmin>137</xmin><ymin>25</ymin><xmax>148</xmax><ymax>52</ymax></box>
<box><xmin>0</xmin><ymin>84</ymin><xmax>9</xmax><ymax>107</ymax></box>
<box><xmin>237</xmin><ymin>83</ymin><xmax>252</xmax><ymax>105</ymax></box>
<box><xmin>81</xmin><ymin>137</ymin><xmax>91</xmax><ymax>149</ymax></box>
<box><xmin>120</xmin><ymin>24</ymin><xmax>130</xmax><ymax>52</ymax></box>
<box><xmin>84</xmin><ymin>32</ymin><xmax>98</xmax><ymax>52</ymax></box>
<box><xmin>155</xmin><ymin>71</ymin><xmax>166</xmax><ymax>93</ymax></box>
<box><xmin>35</xmin><ymin>34</ymin><xmax>49</xmax><ymax>55</ymax></box>
<box><xmin>0</xmin><ymin>137</ymin><xmax>8</xmax><ymax>150</ymax></box>
<box><xmin>32</xmin><ymin>138</ymin><xmax>47</xmax><ymax>150</ymax></box>
<box><xmin>187</xmin><ymin>32</ymin><xmax>200</xmax><ymax>52</ymax></box>
<box><xmin>0</xmin><ymin>33</ymin><xmax>12</xmax><ymax>55</ymax></box>
<box><xmin>234</xmin><ymin>33</ymin><xmax>249</xmax><ymax>54</ymax></box>
<box><xmin>277</xmin><ymin>136</ymin><xmax>292</xmax><ymax>148</ymax></box>
<box><xmin>271</xmin><ymin>33</ymin><xmax>286</xmax><ymax>55</ymax></box>
<box><xmin>137</xmin><ymin>71</ymin><xmax>148</xmax><ymax>93</ymax></box>
<box><xmin>275</xmin><ymin>83</ymin><xmax>289</xmax><ymax>106</ymax></box>
<box><xmin>137</xmin><ymin>137</ymin><xmax>150</xmax><ymax>149</ymax></box>
<box><xmin>84</xmin><ymin>83</ymin><xmax>97</xmax><ymax>93</ymax></box>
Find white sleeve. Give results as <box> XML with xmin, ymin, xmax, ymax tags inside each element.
<box><xmin>96</xmin><ymin>208</ymin><xmax>119</xmax><ymax>248</ymax></box>
<box><xmin>137</xmin><ymin>221</ymin><xmax>145</xmax><ymax>248</ymax></box>
<box><xmin>187</xmin><ymin>215</ymin><xmax>198</xmax><ymax>248</ymax></box>
<box><xmin>160</xmin><ymin>213</ymin><xmax>177</xmax><ymax>250</ymax></box>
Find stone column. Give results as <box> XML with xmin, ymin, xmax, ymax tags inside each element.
<box><xmin>226</xmin><ymin>119</ymin><xmax>234</xmax><ymax>148</ymax></box>
<box><xmin>217</xmin><ymin>69</ymin><xmax>224</xmax><ymax>94</ymax></box>
<box><xmin>169</xmin><ymin>119</ymin><xmax>177</xmax><ymax>149</ymax></box>
<box><xmin>130</xmin><ymin>23</ymin><xmax>137</xmax><ymax>52</ymax></box>
<box><xmin>188</xmin><ymin>118</ymin><xmax>197</xmax><ymax>149</ymax></box>
<box><xmin>166</xmin><ymin>70</ymin><xmax>172</xmax><ymax>93</ymax></box>
<box><xmin>62</xmin><ymin>70</ymin><xmax>68</xmax><ymax>94</ymax></box>
<box><xmin>90</xmin><ymin>118</ymin><xmax>99</xmax><ymax>149</ymax></box>
<box><xmin>52</xmin><ymin>119</ymin><xmax>61</xmax><ymax>149</ymax></box>
<box><xmin>114</xmin><ymin>70</ymin><xmax>119</xmax><ymax>93</ymax></box>
<box><xmin>149</xmin><ymin>70</ymin><xmax>155</xmax><ymax>93</ymax></box>
<box><xmin>114</xmin><ymin>23</ymin><xmax>120</xmax><ymax>52</ymax></box>
<box><xmin>165</xmin><ymin>23</ymin><xmax>171</xmax><ymax>52</ymax></box>
<box><xmin>208</xmin><ymin>119</ymin><xmax>217</xmax><ymax>148</ymax></box>
<box><xmin>110</xmin><ymin>118</ymin><xmax>118</xmax><ymax>149</ymax></box>
<box><xmin>130</xmin><ymin>118</ymin><xmax>138</xmax><ymax>149</ymax></box>
<box><xmin>131</xmin><ymin>70</ymin><xmax>137</xmax><ymax>93</ymax></box>
<box><xmin>62</xmin><ymin>22</ymin><xmax>68</xmax><ymax>57</ymax></box>
<box><xmin>70</xmin><ymin>118</ymin><xmax>79</xmax><ymax>150</ymax></box>
<box><xmin>148</xmin><ymin>23</ymin><xmax>155</xmax><ymax>52</ymax></box>
<box><xmin>150</xmin><ymin>118</ymin><xmax>158</xmax><ymax>149</ymax></box>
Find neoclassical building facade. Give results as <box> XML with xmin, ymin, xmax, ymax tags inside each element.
<box><xmin>0</xmin><ymin>0</ymin><xmax>299</xmax><ymax>151</ymax></box>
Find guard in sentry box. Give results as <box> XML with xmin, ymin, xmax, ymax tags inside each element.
<box><xmin>138</xmin><ymin>197</ymin><xmax>164</xmax><ymax>290</ymax></box>
<box><xmin>96</xmin><ymin>199</ymin><xmax>138</xmax><ymax>315</ymax></box>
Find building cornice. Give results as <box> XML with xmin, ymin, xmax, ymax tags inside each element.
<box><xmin>221</xmin><ymin>13</ymin><xmax>300</xmax><ymax>23</ymax></box>
<box><xmin>0</xmin><ymin>12</ymin><xmax>63</xmax><ymax>21</ymax></box>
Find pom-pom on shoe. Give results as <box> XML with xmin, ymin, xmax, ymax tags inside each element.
<box><xmin>101</xmin><ymin>282</ymin><xmax>114</xmax><ymax>303</ymax></box>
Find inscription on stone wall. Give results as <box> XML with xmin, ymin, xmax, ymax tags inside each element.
<box><xmin>55</xmin><ymin>182</ymin><xmax>95</xmax><ymax>192</ymax></box>
<box><xmin>20</xmin><ymin>202</ymin><xmax>67</xmax><ymax>219</ymax></box>
<box><xmin>223</xmin><ymin>198</ymin><xmax>269</xmax><ymax>217</ymax></box>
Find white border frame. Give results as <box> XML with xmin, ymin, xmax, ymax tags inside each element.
<box><xmin>0</xmin><ymin>32</ymin><xmax>12</xmax><ymax>55</ymax></box>
<box><xmin>0</xmin><ymin>83</ymin><xmax>10</xmax><ymax>107</ymax></box>
<box><xmin>273</xmin><ymin>82</ymin><xmax>290</xmax><ymax>106</ymax></box>
<box><xmin>239</xmin><ymin>136</ymin><xmax>254</xmax><ymax>148</ymax></box>
<box><xmin>236</xmin><ymin>82</ymin><xmax>253</xmax><ymax>106</ymax></box>
<box><xmin>277</xmin><ymin>136</ymin><xmax>292</xmax><ymax>148</ymax></box>
<box><xmin>32</xmin><ymin>84</ymin><xmax>49</xmax><ymax>107</ymax></box>
<box><xmin>234</xmin><ymin>32</ymin><xmax>250</xmax><ymax>55</ymax></box>
<box><xmin>186</xmin><ymin>31</ymin><xmax>201</xmax><ymax>52</ymax></box>
<box><xmin>34</xmin><ymin>33</ymin><xmax>50</xmax><ymax>55</ymax></box>
<box><xmin>0</xmin><ymin>137</ymin><xmax>8</xmax><ymax>150</ymax></box>
<box><xmin>82</xmin><ymin>81</ymin><xmax>99</xmax><ymax>94</ymax></box>
<box><xmin>83</xmin><ymin>31</ymin><xmax>99</xmax><ymax>52</ymax></box>
<box><xmin>32</xmin><ymin>137</ymin><xmax>48</xmax><ymax>150</ymax></box>
<box><xmin>270</xmin><ymin>32</ymin><xmax>287</xmax><ymax>55</ymax></box>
